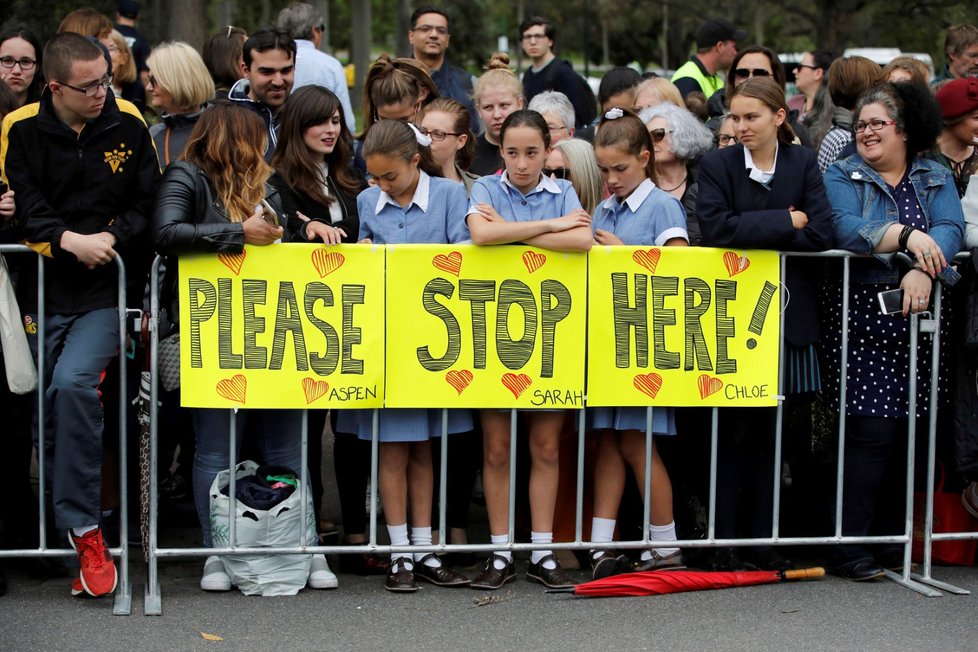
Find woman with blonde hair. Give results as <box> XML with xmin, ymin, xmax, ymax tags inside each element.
<box><xmin>146</xmin><ymin>42</ymin><xmax>216</xmax><ymax>167</ymax></box>
<box><xmin>545</xmin><ymin>138</ymin><xmax>604</xmax><ymax>214</ymax></box>
<box><xmin>153</xmin><ymin>103</ymin><xmax>335</xmax><ymax>592</ymax></box>
<box><xmin>633</xmin><ymin>77</ymin><xmax>683</xmax><ymax>113</ymax></box>
<box><xmin>101</xmin><ymin>30</ymin><xmax>140</xmax><ymax>106</ymax></box>
<box><xmin>470</xmin><ymin>53</ymin><xmax>525</xmax><ymax>175</ymax></box>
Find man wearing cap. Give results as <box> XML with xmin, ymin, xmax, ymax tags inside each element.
<box><xmin>671</xmin><ymin>19</ymin><xmax>746</xmax><ymax>100</ymax></box>
<box><xmin>932</xmin><ymin>78</ymin><xmax>978</xmax><ymax>197</ymax></box>
<box><xmin>932</xmin><ymin>24</ymin><xmax>978</xmax><ymax>85</ymax></box>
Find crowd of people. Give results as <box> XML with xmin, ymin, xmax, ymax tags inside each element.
<box><xmin>1</xmin><ymin>2</ymin><xmax>978</xmax><ymax>600</ymax></box>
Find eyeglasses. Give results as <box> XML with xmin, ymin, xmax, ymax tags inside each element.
<box><xmin>59</xmin><ymin>74</ymin><xmax>113</xmax><ymax>97</ymax></box>
<box><xmin>794</xmin><ymin>63</ymin><xmax>818</xmax><ymax>71</ymax></box>
<box><xmin>852</xmin><ymin>118</ymin><xmax>897</xmax><ymax>134</ymax></box>
<box><xmin>544</xmin><ymin>167</ymin><xmax>571</xmax><ymax>180</ymax></box>
<box><xmin>522</xmin><ymin>32</ymin><xmax>548</xmax><ymax>42</ymax></box>
<box><xmin>649</xmin><ymin>128</ymin><xmax>673</xmax><ymax>143</ymax></box>
<box><xmin>546</xmin><ymin>123</ymin><xmax>567</xmax><ymax>133</ymax></box>
<box><xmin>735</xmin><ymin>68</ymin><xmax>771</xmax><ymax>79</ymax></box>
<box><xmin>0</xmin><ymin>56</ymin><xmax>36</xmax><ymax>70</ymax></box>
<box><xmin>419</xmin><ymin>126</ymin><xmax>461</xmax><ymax>141</ymax></box>
<box><xmin>716</xmin><ymin>134</ymin><xmax>739</xmax><ymax>146</ymax></box>
<box><xmin>413</xmin><ymin>24</ymin><xmax>448</xmax><ymax>35</ymax></box>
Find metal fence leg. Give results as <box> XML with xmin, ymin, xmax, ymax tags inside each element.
<box><xmin>883</xmin><ymin>312</ymin><xmax>940</xmax><ymax>597</ymax></box>
<box><xmin>439</xmin><ymin>409</ymin><xmax>448</xmax><ymax>544</ymax></box>
<box><xmin>144</xmin><ymin>256</ymin><xmax>163</xmax><ymax>615</ymax></box>
<box><xmin>113</xmin><ymin>257</ymin><xmax>132</xmax><ymax>616</ymax></box>
<box><xmin>575</xmin><ymin>409</ymin><xmax>585</xmax><ymax>544</ymax></box>
<box><xmin>911</xmin><ymin>285</ymin><xmax>970</xmax><ymax>595</ymax></box>
<box><xmin>368</xmin><ymin>409</ymin><xmax>379</xmax><ymax>547</ymax></box>
<box><xmin>508</xmin><ymin>409</ymin><xmax>517</xmax><ymax>548</ymax></box>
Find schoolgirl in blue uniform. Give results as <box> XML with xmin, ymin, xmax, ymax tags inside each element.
<box><xmin>587</xmin><ymin>108</ymin><xmax>689</xmax><ymax>579</ymax></box>
<box><xmin>339</xmin><ymin>119</ymin><xmax>472</xmax><ymax>592</ymax></box>
<box><xmin>466</xmin><ymin>109</ymin><xmax>592</xmax><ymax>590</ymax></box>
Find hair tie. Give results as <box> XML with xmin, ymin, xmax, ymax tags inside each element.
<box><xmin>407</xmin><ymin>122</ymin><xmax>432</xmax><ymax>147</ymax></box>
<box><xmin>604</xmin><ymin>107</ymin><xmax>624</xmax><ymax>120</ymax></box>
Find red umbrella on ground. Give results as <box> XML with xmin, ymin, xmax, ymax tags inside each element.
<box><xmin>549</xmin><ymin>567</ymin><xmax>825</xmax><ymax>597</ymax></box>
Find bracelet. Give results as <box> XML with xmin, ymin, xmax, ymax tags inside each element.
<box><xmin>897</xmin><ymin>225</ymin><xmax>916</xmax><ymax>251</ymax></box>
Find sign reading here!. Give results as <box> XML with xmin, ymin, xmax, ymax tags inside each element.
<box><xmin>587</xmin><ymin>246</ymin><xmax>781</xmax><ymax>407</ymax></box>
<box><xmin>178</xmin><ymin>244</ymin><xmax>385</xmax><ymax>409</ymax></box>
<box><xmin>385</xmin><ymin>245</ymin><xmax>587</xmax><ymax>409</ymax></box>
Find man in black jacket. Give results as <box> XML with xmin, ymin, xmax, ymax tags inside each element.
<box><xmin>0</xmin><ymin>32</ymin><xmax>160</xmax><ymax>598</ymax></box>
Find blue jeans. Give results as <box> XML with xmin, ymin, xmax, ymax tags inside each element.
<box><xmin>191</xmin><ymin>408</ymin><xmax>304</xmax><ymax>547</ymax></box>
<box><xmin>36</xmin><ymin>309</ymin><xmax>119</xmax><ymax>530</ymax></box>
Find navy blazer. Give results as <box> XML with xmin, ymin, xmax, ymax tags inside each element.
<box><xmin>696</xmin><ymin>142</ymin><xmax>834</xmax><ymax>347</ymax></box>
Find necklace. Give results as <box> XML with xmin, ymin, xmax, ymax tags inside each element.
<box><xmin>661</xmin><ymin>175</ymin><xmax>687</xmax><ymax>193</ymax></box>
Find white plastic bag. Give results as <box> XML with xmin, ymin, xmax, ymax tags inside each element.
<box><xmin>209</xmin><ymin>460</ymin><xmax>316</xmax><ymax>596</ymax></box>
<box><xmin>0</xmin><ymin>255</ymin><xmax>37</xmax><ymax>394</ymax></box>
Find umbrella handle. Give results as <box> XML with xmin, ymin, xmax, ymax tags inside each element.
<box><xmin>781</xmin><ymin>567</ymin><xmax>825</xmax><ymax>581</ymax></box>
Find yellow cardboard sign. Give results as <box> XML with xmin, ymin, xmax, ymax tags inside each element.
<box><xmin>385</xmin><ymin>245</ymin><xmax>587</xmax><ymax>408</ymax></box>
<box><xmin>178</xmin><ymin>244</ymin><xmax>385</xmax><ymax>409</ymax></box>
<box><xmin>587</xmin><ymin>246</ymin><xmax>781</xmax><ymax>407</ymax></box>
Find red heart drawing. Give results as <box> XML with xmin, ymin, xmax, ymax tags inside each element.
<box><xmin>311</xmin><ymin>249</ymin><xmax>345</xmax><ymax>278</ymax></box>
<box><xmin>632</xmin><ymin>249</ymin><xmax>661</xmax><ymax>274</ymax></box>
<box><xmin>216</xmin><ymin>374</ymin><xmax>247</xmax><ymax>404</ymax></box>
<box><xmin>697</xmin><ymin>374</ymin><xmax>724</xmax><ymax>400</ymax></box>
<box><xmin>302</xmin><ymin>377</ymin><xmax>330</xmax><ymax>404</ymax></box>
<box><xmin>445</xmin><ymin>369</ymin><xmax>474</xmax><ymax>395</ymax></box>
<box><xmin>217</xmin><ymin>251</ymin><xmax>246</xmax><ymax>276</ymax></box>
<box><xmin>501</xmin><ymin>373</ymin><xmax>533</xmax><ymax>399</ymax></box>
<box><xmin>522</xmin><ymin>250</ymin><xmax>547</xmax><ymax>274</ymax></box>
<box><xmin>633</xmin><ymin>373</ymin><xmax>663</xmax><ymax>399</ymax></box>
<box><xmin>432</xmin><ymin>251</ymin><xmax>463</xmax><ymax>277</ymax></box>
<box><xmin>722</xmin><ymin>251</ymin><xmax>751</xmax><ymax>277</ymax></box>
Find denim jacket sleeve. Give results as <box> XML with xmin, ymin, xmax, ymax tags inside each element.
<box><xmin>824</xmin><ymin>161</ymin><xmax>890</xmax><ymax>254</ymax></box>
<box><xmin>923</xmin><ymin>166</ymin><xmax>964</xmax><ymax>260</ymax></box>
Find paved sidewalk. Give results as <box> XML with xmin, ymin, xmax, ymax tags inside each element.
<box><xmin>1</xmin><ymin>558</ymin><xmax>975</xmax><ymax>651</ymax></box>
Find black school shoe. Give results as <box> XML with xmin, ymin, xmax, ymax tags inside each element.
<box><xmin>385</xmin><ymin>558</ymin><xmax>418</xmax><ymax>593</ymax></box>
<box><xmin>470</xmin><ymin>554</ymin><xmax>516</xmax><ymax>590</ymax></box>
<box><xmin>413</xmin><ymin>555</ymin><xmax>471</xmax><ymax>587</ymax></box>
<box><xmin>835</xmin><ymin>558</ymin><xmax>886</xmax><ymax>582</ymax></box>
<box><xmin>590</xmin><ymin>551</ymin><xmax>628</xmax><ymax>580</ymax></box>
<box><xmin>526</xmin><ymin>554</ymin><xmax>578</xmax><ymax>589</ymax></box>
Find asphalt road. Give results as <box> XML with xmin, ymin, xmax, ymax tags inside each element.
<box><xmin>1</xmin><ymin>557</ymin><xmax>976</xmax><ymax>651</ymax></box>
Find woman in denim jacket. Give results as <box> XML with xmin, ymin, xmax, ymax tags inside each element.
<box><xmin>823</xmin><ymin>82</ymin><xmax>964</xmax><ymax>581</ymax></box>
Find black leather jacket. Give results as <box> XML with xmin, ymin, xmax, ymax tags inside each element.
<box><xmin>152</xmin><ymin>160</ymin><xmax>285</xmax><ymax>320</ymax></box>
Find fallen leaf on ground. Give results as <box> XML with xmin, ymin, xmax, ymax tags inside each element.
<box><xmin>200</xmin><ymin>631</ymin><xmax>224</xmax><ymax>641</ymax></box>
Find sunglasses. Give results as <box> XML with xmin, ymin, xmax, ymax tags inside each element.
<box><xmin>735</xmin><ymin>68</ymin><xmax>771</xmax><ymax>79</ymax></box>
<box><xmin>544</xmin><ymin>167</ymin><xmax>571</xmax><ymax>180</ymax></box>
<box><xmin>649</xmin><ymin>128</ymin><xmax>673</xmax><ymax>143</ymax></box>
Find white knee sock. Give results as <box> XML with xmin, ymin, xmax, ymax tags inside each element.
<box><xmin>72</xmin><ymin>524</ymin><xmax>98</xmax><ymax>537</ymax></box>
<box><xmin>490</xmin><ymin>534</ymin><xmax>512</xmax><ymax>569</ymax></box>
<box><xmin>530</xmin><ymin>531</ymin><xmax>556</xmax><ymax>568</ymax></box>
<box><xmin>387</xmin><ymin>523</ymin><xmax>413</xmax><ymax>570</ymax></box>
<box><xmin>411</xmin><ymin>526</ymin><xmax>440</xmax><ymax>567</ymax></box>
<box><xmin>641</xmin><ymin>521</ymin><xmax>679</xmax><ymax>560</ymax></box>
<box><xmin>590</xmin><ymin>517</ymin><xmax>616</xmax><ymax>560</ymax></box>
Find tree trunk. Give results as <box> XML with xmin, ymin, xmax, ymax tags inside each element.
<box><xmin>351</xmin><ymin>0</ymin><xmax>372</xmax><ymax>122</ymax></box>
<box><xmin>315</xmin><ymin>1</ymin><xmax>330</xmax><ymax>50</ymax></box>
<box><xmin>396</xmin><ymin>0</ymin><xmax>412</xmax><ymax>57</ymax></box>
<box><xmin>168</xmin><ymin>0</ymin><xmax>208</xmax><ymax>51</ymax></box>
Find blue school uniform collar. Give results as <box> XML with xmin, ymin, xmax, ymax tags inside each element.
<box><xmin>375</xmin><ymin>169</ymin><xmax>431</xmax><ymax>213</ymax></box>
<box><xmin>499</xmin><ymin>171</ymin><xmax>562</xmax><ymax>195</ymax></box>
<box><xmin>601</xmin><ymin>178</ymin><xmax>655</xmax><ymax>212</ymax></box>
<box><xmin>743</xmin><ymin>144</ymin><xmax>779</xmax><ymax>186</ymax></box>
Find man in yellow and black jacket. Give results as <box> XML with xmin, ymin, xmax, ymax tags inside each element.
<box><xmin>0</xmin><ymin>32</ymin><xmax>159</xmax><ymax>599</ymax></box>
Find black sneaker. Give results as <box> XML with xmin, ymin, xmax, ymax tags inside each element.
<box><xmin>527</xmin><ymin>554</ymin><xmax>577</xmax><ymax>589</ymax></box>
<box><xmin>470</xmin><ymin>555</ymin><xmax>516</xmax><ymax>590</ymax></box>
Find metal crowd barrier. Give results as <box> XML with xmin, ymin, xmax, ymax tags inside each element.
<box><xmin>143</xmin><ymin>250</ymin><xmax>974</xmax><ymax>615</ymax></box>
<box><xmin>0</xmin><ymin>244</ymin><xmax>133</xmax><ymax>615</ymax></box>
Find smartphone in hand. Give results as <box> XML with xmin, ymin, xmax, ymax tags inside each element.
<box><xmin>259</xmin><ymin>199</ymin><xmax>279</xmax><ymax>227</ymax></box>
<box><xmin>877</xmin><ymin>288</ymin><xmax>904</xmax><ymax>315</ymax></box>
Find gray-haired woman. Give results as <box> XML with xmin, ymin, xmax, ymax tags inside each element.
<box><xmin>639</xmin><ymin>103</ymin><xmax>714</xmax><ymax>245</ymax></box>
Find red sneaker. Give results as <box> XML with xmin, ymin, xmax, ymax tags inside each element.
<box><xmin>68</xmin><ymin>528</ymin><xmax>118</xmax><ymax>597</ymax></box>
